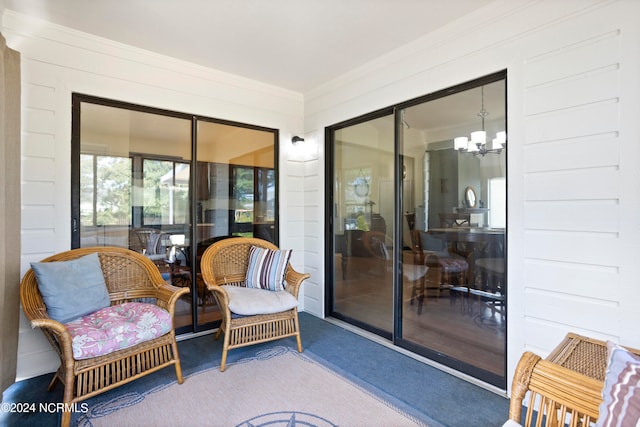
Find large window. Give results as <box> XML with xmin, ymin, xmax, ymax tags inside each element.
<box><xmin>72</xmin><ymin>95</ymin><xmax>278</xmax><ymax>334</ymax></box>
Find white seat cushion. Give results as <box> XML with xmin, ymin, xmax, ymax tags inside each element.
<box><xmin>222</xmin><ymin>285</ymin><xmax>299</xmax><ymax>316</ymax></box>
<box><xmin>403</xmin><ymin>264</ymin><xmax>428</xmax><ymax>281</ymax></box>
<box><xmin>501</xmin><ymin>420</ymin><xmax>522</xmax><ymax>427</ymax></box>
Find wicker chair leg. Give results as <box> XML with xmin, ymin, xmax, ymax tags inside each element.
<box><xmin>294</xmin><ymin>314</ymin><xmax>303</xmax><ymax>352</ymax></box>
<box><xmin>174</xmin><ymin>363</ymin><xmax>184</xmax><ymax>384</ymax></box>
<box><xmin>219</xmin><ymin>329</ymin><xmax>231</xmax><ymax>372</ymax></box>
<box><xmin>60</xmin><ymin>374</ymin><xmax>74</xmax><ymax>427</ymax></box>
<box><xmin>61</xmin><ymin>409</ymin><xmax>71</xmax><ymax>427</ymax></box>
<box><xmin>214</xmin><ymin>322</ymin><xmax>224</xmax><ymax>340</ymax></box>
<box><xmin>173</xmin><ymin>341</ymin><xmax>184</xmax><ymax>384</ymax></box>
<box><xmin>220</xmin><ymin>348</ymin><xmax>228</xmax><ymax>372</ymax></box>
<box><xmin>295</xmin><ymin>333</ymin><xmax>303</xmax><ymax>353</ymax></box>
<box><xmin>47</xmin><ymin>368</ymin><xmax>61</xmax><ymax>392</ymax></box>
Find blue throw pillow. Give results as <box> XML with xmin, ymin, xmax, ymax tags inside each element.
<box><xmin>244</xmin><ymin>246</ymin><xmax>292</xmax><ymax>291</ymax></box>
<box><xmin>30</xmin><ymin>252</ymin><xmax>111</xmax><ymax>324</ymax></box>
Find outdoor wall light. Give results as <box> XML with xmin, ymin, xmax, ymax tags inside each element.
<box><xmin>291</xmin><ymin>136</ymin><xmax>305</xmax><ymax>145</ymax></box>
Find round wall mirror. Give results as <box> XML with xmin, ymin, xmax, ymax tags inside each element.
<box><xmin>354</xmin><ymin>177</ymin><xmax>370</xmax><ymax>197</ymax></box>
<box><xmin>465</xmin><ymin>186</ymin><xmax>477</xmax><ymax>208</ymax></box>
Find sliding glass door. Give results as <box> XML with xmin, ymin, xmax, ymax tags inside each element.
<box><xmin>72</xmin><ymin>95</ymin><xmax>278</xmax><ymax>334</ymax></box>
<box><xmin>193</xmin><ymin>119</ymin><xmax>277</xmax><ymax>328</ymax></box>
<box><xmin>329</xmin><ymin>111</ymin><xmax>396</xmax><ymax>337</ymax></box>
<box><xmin>397</xmin><ymin>76</ymin><xmax>507</xmax><ymax>386</ymax></box>
<box><xmin>327</xmin><ymin>72</ymin><xmax>507</xmax><ymax>387</ymax></box>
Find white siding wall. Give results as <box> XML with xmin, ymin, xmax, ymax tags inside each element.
<box><xmin>303</xmin><ymin>0</ymin><xmax>640</xmax><ymax>391</ymax></box>
<box><xmin>2</xmin><ymin>11</ymin><xmax>304</xmax><ymax>380</ymax></box>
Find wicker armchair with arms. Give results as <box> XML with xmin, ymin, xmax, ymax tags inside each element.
<box><xmin>506</xmin><ymin>333</ymin><xmax>640</xmax><ymax>427</ymax></box>
<box><xmin>200</xmin><ymin>237</ymin><xmax>310</xmax><ymax>372</ymax></box>
<box><xmin>20</xmin><ymin>247</ymin><xmax>189</xmax><ymax>427</ymax></box>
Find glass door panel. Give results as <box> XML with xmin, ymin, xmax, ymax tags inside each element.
<box><xmin>195</xmin><ymin>120</ymin><xmax>277</xmax><ymax>328</ymax></box>
<box><xmin>327</xmin><ymin>73</ymin><xmax>506</xmax><ymax>387</ymax></box>
<box><xmin>77</xmin><ymin>101</ymin><xmax>194</xmax><ymax>328</ymax></box>
<box><xmin>399</xmin><ymin>77</ymin><xmax>506</xmax><ymax>386</ymax></box>
<box><xmin>331</xmin><ymin>114</ymin><xmax>395</xmax><ymax>336</ymax></box>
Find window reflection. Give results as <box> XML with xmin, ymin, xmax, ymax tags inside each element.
<box><xmin>74</xmin><ymin>97</ymin><xmax>277</xmax><ymax>334</ymax></box>
<box><xmin>80</xmin><ymin>154</ymin><xmax>131</xmax><ymax>229</ymax></box>
<box><xmin>195</xmin><ymin>121</ymin><xmax>276</xmax><ymax>244</ymax></box>
<box><xmin>400</xmin><ymin>75</ymin><xmax>506</xmax><ymax>386</ymax></box>
<box><xmin>331</xmin><ymin>114</ymin><xmax>395</xmax><ymax>337</ymax></box>
<box><xmin>143</xmin><ymin>160</ymin><xmax>190</xmax><ymax>225</ymax></box>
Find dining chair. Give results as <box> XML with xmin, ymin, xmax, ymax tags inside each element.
<box><xmin>407</xmin><ymin>230</ymin><xmax>442</xmax><ymax>314</ymax></box>
<box><xmin>411</xmin><ymin>230</ymin><xmax>469</xmax><ymax>304</ymax></box>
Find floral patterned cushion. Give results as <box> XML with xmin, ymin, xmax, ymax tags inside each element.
<box><xmin>65</xmin><ymin>302</ymin><xmax>172</xmax><ymax>360</ymax></box>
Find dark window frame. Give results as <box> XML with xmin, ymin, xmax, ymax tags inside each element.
<box><xmin>71</xmin><ymin>93</ymin><xmax>280</xmax><ymax>248</ymax></box>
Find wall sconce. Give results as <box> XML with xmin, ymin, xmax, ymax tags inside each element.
<box><xmin>291</xmin><ymin>136</ymin><xmax>305</xmax><ymax>145</ymax></box>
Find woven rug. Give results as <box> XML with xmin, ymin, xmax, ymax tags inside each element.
<box><xmin>75</xmin><ymin>345</ymin><xmax>428</xmax><ymax>427</ymax></box>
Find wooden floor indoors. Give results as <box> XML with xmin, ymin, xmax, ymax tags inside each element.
<box><xmin>334</xmin><ymin>254</ymin><xmax>505</xmax><ymax>378</ymax></box>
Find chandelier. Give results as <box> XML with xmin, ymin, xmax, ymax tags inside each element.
<box><xmin>454</xmin><ymin>86</ymin><xmax>506</xmax><ymax>156</ymax></box>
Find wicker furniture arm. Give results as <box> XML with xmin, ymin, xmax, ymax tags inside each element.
<box><xmin>20</xmin><ymin>246</ymin><xmax>189</xmax><ymax>427</ymax></box>
<box><xmin>509</xmin><ymin>351</ymin><xmax>603</xmax><ymax>426</ymax></box>
<box><xmin>200</xmin><ymin>237</ymin><xmax>310</xmax><ymax>371</ymax></box>
<box><xmin>509</xmin><ymin>334</ymin><xmax>640</xmax><ymax>427</ymax></box>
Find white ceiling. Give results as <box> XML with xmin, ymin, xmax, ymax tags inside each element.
<box><xmin>4</xmin><ymin>0</ymin><xmax>493</xmax><ymax>93</ymax></box>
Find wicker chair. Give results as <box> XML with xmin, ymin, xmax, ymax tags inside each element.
<box><xmin>507</xmin><ymin>334</ymin><xmax>640</xmax><ymax>427</ymax></box>
<box><xmin>20</xmin><ymin>247</ymin><xmax>189</xmax><ymax>427</ymax></box>
<box><xmin>200</xmin><ymin>237</ymin><xmax>310</xmax><ymax>371</ymax></box>
<box><xmin>507</xmin><ymin>351</ymin><xmax>603</xmax><ymax>426</ymax></box>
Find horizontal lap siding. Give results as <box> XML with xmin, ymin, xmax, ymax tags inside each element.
<box><xmin>525</xmin><ymin>201</ymin><xmax>618</xmax><ymax>233</ymax></box>
<box><xmin>524</xmin><ymin>259</ymin><xmax>618</xmax><ymax>300</ymax></box>
<box><xmin>522</xmin><ymin>18</ymin><xmax>624</xmax><ymax>348</ymax></box>
<box><xmin>20</xmin><ymin>70</ymin><xmax>59</xmax><ymax>279</ymax></box>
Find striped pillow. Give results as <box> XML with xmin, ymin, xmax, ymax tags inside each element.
<box><xmin>596</xmin><ymin>341</ymin><xmax>640</xmax><ymax>427</ymax></box>
<box><xmin>244</xmin><ymin>246</ymin><xmax>292</xmax><ymax>291</ymax></box>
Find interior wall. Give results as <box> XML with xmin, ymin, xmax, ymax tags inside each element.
<box><xmin>303</xmin><ymin>0</ymin><xmax>640</xmax><ymax>393</ymax></box>
<box><xmin>1</xmin><ymin>10</ymin><xmax>305</xmax><ymax>380</ymax></box>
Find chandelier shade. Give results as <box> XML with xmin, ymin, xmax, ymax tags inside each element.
<box><xmin>455</xmin><ymin>86</ymin><xmax>506</xmax><ymax>156</ymax></box>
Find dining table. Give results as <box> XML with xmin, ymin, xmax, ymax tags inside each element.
<box><xmin>426</xmin><ymin>227</ymin><xmax>504</xmax><ymax>253</ymax></box>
